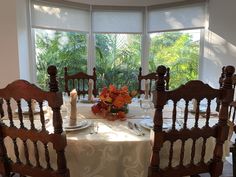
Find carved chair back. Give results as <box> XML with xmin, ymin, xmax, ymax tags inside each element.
<box><xmin>138</xmin><ymin>66</ymin><xmax>169</xmax><ymax>98</ymax></box>
<box><xmin>64</xmin><ymin>67</ymin><xmax>98</xmax><ymax>98</ymax></box>
<box><xmin>0</xmin><ymin>66</ymin><xmax>70</xmax><ymax>177</ymax></box>
<box><xmin>148</xmin><ymin>65</ymin><xmax>235</xmax><ymax>177</ymax></box>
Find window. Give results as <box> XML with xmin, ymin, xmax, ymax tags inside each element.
<box><xmin>29</xmin><ymin>0</ymin><xmax>206</xmax><ymax>92</ymax></box>
<box><xmin>149</xmin><ymin>29</ymin><xmax>201</xmax><ymax>89</ymax></box>
<box><xmin>34</xmin><ymin>29</ymin><xmax>87</xmax><ymax>90</ymax></box>
<box><xmin>95</xmin><ymin>33</ymin><xmax>141</xmax><ymax>91</ymax></box>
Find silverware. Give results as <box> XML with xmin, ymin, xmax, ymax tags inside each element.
<box><xmin>128</xmin><ymin>121</ymin><xmax>141</xmax><ymax>136</ymax></box>
<box><xmin>134</xmin><ymin>123</ymin><xmax>145</xmax><ymax>136</ymax></box>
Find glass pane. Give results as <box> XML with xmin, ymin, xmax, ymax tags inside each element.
<box><xmin>149</xmin><ymin>29</ymin><xmax>201</xmax><ymax>89</ymax></box>
<box><xmin>95</xmin><ymin>33</ymin><xmax>141</xmax><ymax>91</ymax></box>
<box><xmin>34</xmin><ymin>29</ymin><xmax>87</xmax><ymax>91</ymax></box>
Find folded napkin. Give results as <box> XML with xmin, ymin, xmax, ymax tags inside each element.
<box><xmin>70</xmin><ymin>89</ymin><xmax>77</xmax><ymax>126</ymax></box>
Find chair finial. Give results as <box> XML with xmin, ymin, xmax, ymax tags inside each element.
<box><xmin>223</xmin><ymin>65</ymin><xmax>235</xmax><ymax>89</ymax></box>
<box><xmin>156</xmin><ymin>65</ymin><xmax>167</xmax><ymax>91</ymax></box>
<box><xmin>47</xmin><ymin>65</ymin><xmax>59</xmax><ymax>92</ymax></box>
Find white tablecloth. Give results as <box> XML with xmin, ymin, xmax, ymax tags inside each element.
<box><xmin>3</xmin><ymin>102</ymin><xmax>231</xmax><ymax>177</ymax></box>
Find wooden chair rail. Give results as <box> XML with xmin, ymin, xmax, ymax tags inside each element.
<box><xmin>0</xmin><ymin>80</ymin><xmax>62</xmax><ymax>108</ymax></box>
<box><xmin>11</xmin><ymin>163</ymin><xmax>69</xmax><ymax>177</ymax></box>
<box><xmin>150</xmin><ymin>163</ymin><xmax>210</xmax><ymax>177</ymax></box>
<box><xmin>162</xmin><ymin>127</ymin><xmax>217</xmax><ymax>142</ymax></box>
<box><xmin>1</xmin><ymin>125</ymin><xmax>67</xmax><ymax>151</ymax></box>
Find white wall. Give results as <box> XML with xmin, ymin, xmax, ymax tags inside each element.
<box><xmin>0</xmin><ymin>0</ymin><xmax>20</xmax><ymax>88</ymax></box>
<box><xmin>201</xmin><ymin>0</ymin><xmax>236</xmax><ymax>88</ymax></box>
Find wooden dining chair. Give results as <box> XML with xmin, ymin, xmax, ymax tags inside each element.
<box><xmin>138</xmin><ymin>66</ymin><xmax>170</xmax><ymax>98</ymax></box>
<box><xmin>148</xmin><ymin>65</ymin><xmax>235</xmax><ymax>177</ymax></box>
<box><xmin>0</xmin><ymin>66</ymin><xmax>70</xmax><ymax>177</ymax></box>
<box><xmin>228</xmin><ymin>101</ymin><xmax>236</xmax><ymax>177</ymax></box>
<box><xmin>64</xmin><ymin>67</ymin><xmax>98</xmax><ymax>98</ymax></box>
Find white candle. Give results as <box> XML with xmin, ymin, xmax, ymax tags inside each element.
<box><xmin>70</xmin><ymin>89</ymin><xmax>77</xmax><ymax>125</ymax></box>
<box><xmin>88</xmin><ymin>80</ymin><xmax>93</xmax><ymax>101</ymax></box>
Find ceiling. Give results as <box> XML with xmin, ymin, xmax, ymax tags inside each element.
<box><xmin>66</xmin><ymin>0</ymin><xmax>184</xmax><ymax>6</ymax></box>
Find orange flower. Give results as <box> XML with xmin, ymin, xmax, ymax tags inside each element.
<box><xmin>120</xmin><ymin>86</ymin><xmax>129</xmax><ymax>94</ymax></box>
<box><xmin>113</xmin><ymin>95</ymin><xmax>125</xmax><ymax>108</ymax></box>
<box><xmin>91</xmin><ymin>84</ymin><xmax>132</xmax><ymax>120</ymax></box>
<box><xmin>109</xmin><ymin>84</ymin><xmax>117</xmax><ymax>93</ymax></box>
<box><xmin>123</xmin><ymin>94</ymin><xmax>132</xmax><ymax>104</ymax></box>
<box><xmin>117</xmin><ymin>111</ymin><xmax>126</xmax><ymax>119</ymax></box>
<box><xmin>91</xmin><ymin>104</ymin><xmax>100</xmax><ymax>114</ymax></box>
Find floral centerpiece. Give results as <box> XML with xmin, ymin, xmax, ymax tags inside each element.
<box><xmin>91</xmin><ymin>85</ymin><xmax>135</xmax><ymax>120</ymax></box>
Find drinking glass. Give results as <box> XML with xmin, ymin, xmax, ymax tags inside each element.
<box><xmin>140</xmin><ymin>99</ymin><xmax>154</xmax><ymax>119</ymax></box>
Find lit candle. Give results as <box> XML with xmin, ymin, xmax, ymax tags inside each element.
<box><xmin>70</xmin><ymin>89</ymin><xmax>77</xmax><ymax>125</ymax></box>
<box><xmin>88</xmin><ymin>79</ymin><xmax>93</xmax><ymax>101</ymax></box>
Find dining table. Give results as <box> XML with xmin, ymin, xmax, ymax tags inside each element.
<box><xmin>2</xmin><ymin>98</ymin><xmax>232</xmax><ymax>177</ymax></box>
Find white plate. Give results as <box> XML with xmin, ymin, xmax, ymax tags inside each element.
<box><xmin>64</xmin><ymin>120</ymin><xmax>92</xmax><ymax>132</ymax></box>
<box><xmin>139</xmin><ymin>119</ymin><xmax>171</xmax><ymax>130</ymax></box>
<box><xmin>64</xmin><ymin>119</ymin><xmax>88</xmax><ymax>129</ymax></box>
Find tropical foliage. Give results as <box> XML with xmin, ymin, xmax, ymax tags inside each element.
<box><xmin>149</xmin><ymin>31</ymin><xmax>199</xmax><ymax>89</ymax></box>
<box><xmin>35</xmin><ymin>29</ymin><xmax>87</xmax><ymax>90</ymax></box>
<box><xmin>35</xmin><ymin>29</ymin><xmax>200</xmax><ymax>92</ymax></box>
<box><xmin>95</xmin><ymin>34</ymin><xmax>141</xmax><ymax>91</ymax></box>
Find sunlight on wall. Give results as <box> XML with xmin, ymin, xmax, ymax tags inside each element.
<box><xmin>202</xmin><ymin>29</ymin><xmax>236</xmax><ymax>88</ymax></box>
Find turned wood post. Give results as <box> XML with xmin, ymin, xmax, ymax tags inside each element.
<box><xmin>138</xmin><ymin>67</ymin><xmax>142</xmax><ymax>97</ymax></box>
<box><xmin>0</xmin><ymin>99</ymin><xmax>4</xmax><ymax>118</ymax></box>
<box><xmin>93</xmin><ymin>67</ymin><xmax>98</xmax><ymax>97</ymax></box>
<box><xmin>47</xmin><ymin>65</ymin><xmax>69</xmax><ymax>177</ymax></box>
<box><xmin>216</xmin><ymin>66</ymin><xmax>225</xmax><ymax>112</ymax></box>
<box><xmin>64</xmin><ymin>67</ymin><xmax>69</xmax><ymax>96</ymax></box>
<box><xmin>148</xmin><ymin>65</ymin><xmax>167</xmax><ymax>177</ymax></box>
<box><xmin>165</xmin><ymin>67</ymin><xmax>170</xmax><ymax>90</ymax></box>
<box><xmin>212</xmin><ymin>65</ymin><xmax>235</xmax><ymax>177</ymax></box>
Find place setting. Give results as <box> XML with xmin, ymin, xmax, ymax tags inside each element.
<box><xmin>63</xmin><ymin>89</ymin><xmax>92</xmax><ymax>132</ymax></box>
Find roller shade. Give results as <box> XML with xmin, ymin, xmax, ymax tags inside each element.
<box><xmin>92</xmin><ymin>10</ymin><xmax>143</xmax><ymax>33</ymax></box>
<box><xmin>148</xmin><ymin>4</ymin><xmax>206</xmax><ymax>32</ymax></box>
<box><xmin>31</xmin><ymin>1</ymin><xmax>90</xmax><ymax>32</ymax></box>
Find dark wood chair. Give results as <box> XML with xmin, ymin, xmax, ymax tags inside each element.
<box><xmin>148</xmin><ymin>65</ymin><xmax>235</xmax><ymax>177</ymax></box>
<box><xmin>64</xmin><ymin>67</ymin><xmax>98</xmax><ymax>98</ymax></box>
<box><xmin>138</xmin><ymin>66</ymin><xmax>170</xmax><ymax>98</ymax></box>
<box><xmin>0</xmin><ymin>66</ymin><xmax>70</xmax><ymax>177</ymax></box>
<box><xmin>228</xmin><ymin>101</ymin><xmax>236</xmax><ymax>177</ymax></box>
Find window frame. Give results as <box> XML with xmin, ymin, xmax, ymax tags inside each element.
<box><xmin>28</xmin><ymin>0</ymin><xmax>206</xmax><ymax>87</ymax></box>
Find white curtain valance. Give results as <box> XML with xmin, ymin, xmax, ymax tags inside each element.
<box><xmin>92</xmin><ymin>10</ymin><xmax>143</xmax><ymax>33</ymax></box>
<box><xmin>148</xmin><ymin>4</ymin><xmax>206</xmax><ymax>32</ymax></box>
<box><xmin>31</xmin><ymin>1</ymin><xmax>90</xmax><ymax>32</ymax></box>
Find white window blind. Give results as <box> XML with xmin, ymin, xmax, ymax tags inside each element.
<box><xmin>31</xmin><ymin>1</ymin><xmax>90</xmax><ymax>32</ymax></box>
<box><xmin>92</xmin><ymin>11</ymin><xmax>143</xmax><ymax>33</ymax></box>
<box><xmin>148</xmin><ymin>4</ymin><xmax>206</xmax><ymax>32</ymax></box>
